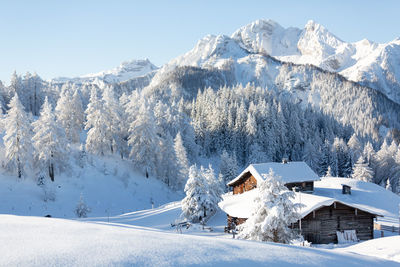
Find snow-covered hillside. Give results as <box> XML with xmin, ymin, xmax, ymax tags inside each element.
<box><xmin>0</xmin><ymin>154</ymin><xmax>181</xmax><ymax>218</ymax></box>
<box><xmin>52</xmin><ymin>59</ymin><xmax>158</xmax><ymax>85</ymax></box>
<box><xmin>1</xmin><ymin>214</ymin><xmax>399</xmax><ymax>266</ymax></box>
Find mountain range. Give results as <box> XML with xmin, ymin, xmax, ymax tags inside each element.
<box><xmin>55</xmin><ymin>19</ymin><xmax>400</xmax><ymax>105</ymax></box>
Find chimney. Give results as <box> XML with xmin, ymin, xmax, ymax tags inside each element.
<box><xmin>342</xmin><ymin>184</ymin><xmax>351</xmax><ymax>195</ymax></box>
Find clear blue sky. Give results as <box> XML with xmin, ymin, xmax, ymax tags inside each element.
<box><xmin>1</xmin><ymin>0</ymin><xmax>399</xmax><ymax>84</ymax></box>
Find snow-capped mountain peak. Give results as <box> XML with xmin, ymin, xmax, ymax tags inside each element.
<box><xmin>231</xmin><ymin>19</ymin><xmax>301</xmax><ymax>56</ymax></box>
<box><xmin>52</xmin><ymin>58</ymin><xmax>158</xmax><ymax>85</ymax></box>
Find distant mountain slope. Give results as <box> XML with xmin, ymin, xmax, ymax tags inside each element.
<box><xmin>232</xmin><ymin>19</ymin><xmax>400</xmax><ymax>104</ymax></box>
<box><xmin>52</xmin><ymin>59</ymin><xmax>158</xmax><ymax>85</ymax></box>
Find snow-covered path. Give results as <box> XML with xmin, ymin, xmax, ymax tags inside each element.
<box><xmin>1</xmin><ymin>214</ymin><xmax>398</xmax><ymax>267</ymax></box>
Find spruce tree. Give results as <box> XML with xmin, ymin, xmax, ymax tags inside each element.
<box><xmin>32</xmin><ymin>97</ymin><xmax>68</xmax><ymax>181</ymax></box>
<box><xmin>3</xmin><ymin>94</ymin><xmax>33</xmax><ymax>178</ymax></box>
<box><xmin>85</xmin><ymin>87</ymin><xmax>111</xmax><ymax>156</ymax></box>
<box><xmin>351</xmin><ymin>156</ymin><xmax>374</xmax><ymax>183</ymax></box>
<box><xmin>174</xmin><ymin>132</ymin><xmax>189</xmax><ymax>189</ymax></box>
<box><xmin>237</xmin><ymin>169</ymin><xmax>301</xmax><ymax>243</ymax></box>
<box><xmin>181</xmin><ymin>165</ymin><xmax>209</xmax><ymax>223</ymax></box>
<box><xmin>128</xmin><ymin>101</ymin><xmax>160</xmax><ymax>177</ymax></box>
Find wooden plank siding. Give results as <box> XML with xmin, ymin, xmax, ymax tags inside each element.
<box><xmin>231</xmin><ymin>172</ymin><xmax>315</xmax><ymax>195</ymax></box>
<box><xmin>232</xmin><ymin>172</ymin><xmax>257</xmax><ymax>195</ymax></box>
<box><xmin>294</xmin><ymin>202</ymin><xmax>375</xmax><ymax>244</ymax></box>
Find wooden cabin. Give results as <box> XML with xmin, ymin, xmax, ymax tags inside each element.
<box><xmin>219</xmin><ymin>162</ymin><xmax>383</xmax><ymax>244</ymax></box>
<box><xmin>227</xmin><ymin>161</ymin><xmax>320</xmax><ymax>195</ymax></box>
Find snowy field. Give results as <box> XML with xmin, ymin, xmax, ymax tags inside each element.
<box><xmin>1</xmin><ymin>214</ymin><xmax>399</xmax><ymax>267</ymax></box>
<box><xmin>0</xmin><ymin>155</ymin><xmax>399</xmax><ymax>266</ymax></box>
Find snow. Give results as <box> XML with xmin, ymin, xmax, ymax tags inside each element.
<box><xmin>52</xmin><ymin>59</ymin><xmax>158</xmax><ymax>84</ymax></box>
<box><xmin>0</xmin><ymin>153</ymin><xmax>181</xmax><ymax>218</ymax></box>
<box><xmin>338</xmin><ymin>236</ymin><xmax>400</xmax><ymax>263</ymax></box>
<box><xmin>220</xmin><ymin>178</ymin><xmax>399</xmax><ymax>226</ymax></box>
<box><xmin>227</xmin><ymin>161</ymin><xmax>320</xmax><ymax>186</ymax></box>
<box><xmin>231</xmin><ymin>19</ymin><xmax>400</xmax><ymax>104</ymax></box>
<box><xmin>1</xmin><ymin>214</ymin><xmax>398</xmax><ymax>266</ymax></box>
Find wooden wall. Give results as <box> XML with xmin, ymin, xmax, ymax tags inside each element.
<box><xmin>227</xmin><ymin>215</ymin><xmax>247</xmax><ymax>229</ymax></box>
<box><xmin>232</xmin><ymin>172</ymin><xmax>257</xmax><ymax>195</ymax></box>
<box><xmin>297</xmin><ymin>202</ymin><xmax>375</xmax><ymax>244</ymax></box>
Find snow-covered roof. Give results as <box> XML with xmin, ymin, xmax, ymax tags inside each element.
<box><xmin>227</xmin><ymin>161</ymin><xmax>320</xmax><ymax>186</ymax></box>
<box><xmin>219</xmin><ymin>177</ymin><xmax>387</xmax><ymax>219</ymax></box>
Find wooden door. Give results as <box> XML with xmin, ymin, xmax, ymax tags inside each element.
<box><xmin>306</xmin><ymin>220</ymin><xmax>321</xmax><ymax>244</ymax></box>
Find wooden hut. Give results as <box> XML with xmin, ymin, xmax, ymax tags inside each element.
<box><xmin>219</xmin><ymin>162</ymin><xmax>383</xmax><ymax>244</ymax></box>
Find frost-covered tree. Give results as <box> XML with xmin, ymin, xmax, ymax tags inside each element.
<box><xmin>202</xmin><ymin>164</ymin><xmax>222</xmax><ymax>217</ymax></box>
<box><xmin>157</xmin><ymin>132</ymin><xmax>178</xmax><ymax>187</ymax></box>
<box><xmin>181</xmin><ymin>165</ymin><xmax>210</xmax><ymax>223</ymax></box>
<box><xmin>375</xmin><ymin>140</ymin><xmax>395</xmax><ymax>185</ymax></box>
<box><xmin>75</xmin><ymin>193</ymin><xmax>91</xmax><ymax>218</ymax></box>
<box><xmin>351</xmin><ymin>156</ymin><xmax>374</xmax><ymax>183</ymax></box>
<box><xmin>325</xmin><ymin>166</ymin><xmax>333</xmax><ymax>177</ymax></box>
<box><xmin>3</xmin><ymin>94</ymin><xmax>33</xmax><ymax>178</ymax></box>
<box><xmin>128</xmin><ymin>101</ymin><xmax>160</xmax><ymax>176</ymax></box>
<box><xmin>347</xmin><ymin>134</ymin><xmax>362</xmax><ymax>167</ymax></box>
<box><xmin>32</xmin><ymin>97</ymin><xmax>69</xmax><ymax>181</ymax></box>
<box><xmin>102</xmin><ymin>86</ymin><xmax>124</xmax><ymax>154</ymax></box>
<box><xmin>85</xmin><ymin>87</ymin><xmax>111</xmax><ymax>156</ymax></box>
<box><xmin>386</xmin><ymin>179</ymin><xmax>392</xmax><ymax>192</ymax></box>
<box><xmin>237</xmin><ymin>169</ymin><xmax>301</xmax><ymax>243</ymax></box>
<box><xmin>219</xmin><ymin>150</ymin><xmax>238</xmax><ymax>190</ymax></box>
<box><xmin>174</xmin><ymin>132</ymin><xmax>189</xmax><ymax>189</ymax></box>
<box><xmin>55</xmin><ymin>86</ymin><xmax>85</xmax><ymax>143</ymax></box>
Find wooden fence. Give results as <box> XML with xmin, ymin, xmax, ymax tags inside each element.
<box><xmin>374</xmin><ymin>223</ymin><xmax>399</xmax><ymax>234</ymax></box>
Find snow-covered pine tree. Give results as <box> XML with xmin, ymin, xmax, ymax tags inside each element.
<box><xmin>85</xmin><ymin>87</ymin><xmax>111</xmax><ymax>156</ymax></box>
<box><xmin>102</xmin><ymin>86</ymin><xmax>124</xmax><ymax>154</ymax></box>
<box><xmin>55</xmin><ymin>85</ymin><xmax>85</xmax><ymax>143</ymax></box>
<box><xmin>181</xmin><ymin>165</ymin><xmax>210</xmax><ymax>223</ymax></box>
<box><xmin>157</xmin><ymin>132</ymin><xmax>177</xmax><ymax>187</ymax></box>
<box><xmin>302</xmin><ymin>139</ymin><xmax>319</xmax><ymax>172</ymax></box>
<box><xmin>375</xmin><ymin>140</ymin><xmax>395</xmax><ymax>185</ymax></box>
<box><xmin>174</xmin><ymin>132</ymin><xmax>189</xmax><ymax>189</ymax></box>
<box><xmin>325</xmin><ymin>166</ymin><xmax>333</xmax><ymax>177</ymax></box>
<box><xmin>386</xmin><ymin>179</ymin><xmax>392</xmax><ymax>192</ymax></box>
<box><xmin>351</xmin><ymin>156</ymin><xmax>374</xmax><ymax>182</ymax></box>
<box><xmin>202</xmin><ymin>164</ymin><xmax>222</xmax><ymax>218</ymax></box>
<box><xmin>32</xmin><ymin>97</ymin><xmax>69</xmax><ymax>181</ymax></box>
<box><xmin>3</xmin><ymin>94</ymin><xmax>33</xmax><ymax>178</ymax></box>
<box><xmin>128</xmin><ymin>101</ymin><xmax>160</xmax><ymax>177</ymax></box>
<box><xmin>347</xmin><ymin>134</ymin><xmax>362</xmax><ymax>167</ymax></box>
<box><xmin>391</xmin><ymin>149</ymin><xmax>400</xmax><ymax>194</ymax></box>
<box><xmin>75</xmin><ymin>193</ymin><xmax>91</xmax><ymax>218</ymax></box>
<box><xmin>219</xmin><ymin>150</ymin><xmax>238</xmax><ymax>191</ymax></box>
<box><xmin>237</xmin><ymin>169</ymin><xmax>301</xmax><ymax>243</ymax></box>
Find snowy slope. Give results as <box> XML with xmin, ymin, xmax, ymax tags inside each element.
<box><xmin>0</xmin><ymin>154</ymin><xmax>181</xmax><ymax>218</ymax></box>
<box><xmin>52</xmin><ymin>59</ymin><xmax>158</xmax><ymax>84</ymax></box>
<box><xmin>1</xmin><ymin>214</ymin><xmax>398</xmax><ymax>267</ymax></box>
<box><xmin>232</xmin><ymin>19</ymin><xmax>400</xmax><ymax>103</ymax></box>
<box><xmin>338</xmin><ymin>236</ymin><xmax>400</xmax><ymax>263</ymax></box>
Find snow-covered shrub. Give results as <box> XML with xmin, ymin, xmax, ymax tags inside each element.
<box><xmin>237</xmin><ymin>169</ymin><xmax>302</xmax><ymax>243</ymax></box>
<box><xmin>75</xmin><ymin>193</ymin><xmax>91</xmax><ymax>218</ymax></box>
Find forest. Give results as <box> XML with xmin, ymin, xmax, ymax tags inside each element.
<box><xmin>0</xmin><ymin>70</ymin><xmax>399</xmax><ymax>196</ymax></box>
